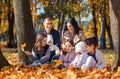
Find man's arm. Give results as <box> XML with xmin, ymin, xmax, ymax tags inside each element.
<box><xmin>54</xmin><ymin>31</ymin><xmax>61</xmax><ymax>48</ymax></box>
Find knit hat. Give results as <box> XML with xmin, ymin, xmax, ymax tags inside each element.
<box><xmin>75</xmin><ymin>42</ymin><xmax>85</xmax><ymax>54</ymax></box>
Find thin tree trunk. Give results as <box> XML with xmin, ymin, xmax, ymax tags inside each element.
<box><xmin>58</xmin><ymin>17</ymin><xmax>61</xmax><ymax>32</ymax></box>
<box><xmin>0</xmin><ymin>1</ymin><xmax>2</xmax><ymax>26</ymax></box>
<box><xmin>106</xmin><ymin>25</ymin><xmax>113</xmax><ymax>49</ymax></box>
<box><xmin>92</xmin><ymin>4</ymin><xmax>98</xmax><ymax>38</ymax></box>
<box><xmin>100</xmin><ymin>1</ymin><xmax>106</xmax><ymax>49</ymax></box>
<box><xmin>109</xmin><ymin>0</ymin><xmax>120</xmax><ymax>71</ymax></box>
<box><xmin>99</xmin><ymin>15</ymin><xmax>106</xmax><ymax>49</ymax></box>
<box><xmin>0</xmin><ymin>1</ymin><xmax>2</xmax><ymax>33</ymax></box>
<box><xmin>0</xmin><ymin>11</ymin><xmax>1</xmax><ymax>26</ymax></box>
<box><xmin>59</xmin><ymin>12</ymin><xmax>65</xmax><ymax>35</ymax></box>
<box><xmin>78</xmin><ymin>12</ymin><xmax>81</xmax><ymax>27</ymax></box>
<box><xmin>7</xmin><ymin>11</ymin><xmax>15</xmax><ymax>48</ymax></box>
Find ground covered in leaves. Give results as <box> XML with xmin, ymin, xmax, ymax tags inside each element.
<box><xmin>1</xmin><ymin>48</ymin><xmax>120</xmax><ymax>79</ymax></box>
<box><xmin>0</xmin><ymin>64</ymin><xmax>120</xmax><ymax>79</ymax></box>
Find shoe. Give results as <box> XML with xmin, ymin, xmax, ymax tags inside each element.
<box><xmin>81</xmin><ymin>64</ymin><xmax>87</xmax><ymax>73</ymax></box>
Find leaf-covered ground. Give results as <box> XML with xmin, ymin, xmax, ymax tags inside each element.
<box><xmin>1</xmin><ymin>48</ymin><xmax>120</xmax><ymax>79</ymax></box>
<box><xmin>0</xmin><ymin>63</ymin><xmax>120</xmax><ymax>79</ymax></box>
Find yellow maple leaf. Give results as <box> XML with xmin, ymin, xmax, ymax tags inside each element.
<box><xmin>21</xmin><ymin>43</ymin><xmax>26</xmax><ymax>51</ymax></box>
<box><xmin>53</xmin><ymin>60</ymin><xmax>62</xmax><ymax>65</ymax></box>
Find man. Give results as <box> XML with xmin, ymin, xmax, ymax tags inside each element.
<box><xmin>37</xmin><ymin>17</ymin><xmax>60</xmax><ymax>62</ymax></box>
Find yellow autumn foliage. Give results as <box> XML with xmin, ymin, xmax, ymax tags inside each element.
<box><xmin>21</xmin><ymin>43</ymin><xmax>26</xmax><ymax>51</ymax></box>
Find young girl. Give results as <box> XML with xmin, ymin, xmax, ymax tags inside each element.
<box><xmin>59</xmin><ymin>40</ymin><xmax>76</xmax><ymax>67</ymax></box>
<box><xmin>24</xmin><ymin>33</ymin><xmax>51</xmax><ymax>66</ymax></box>
<box><xmin>81</xmin><ymin>36</ymin><xmax>106</xmax><ymax>72</ymax></box>
<box><xmin>69</xmin><ymin>42</ymin><xmax>88</xmax><ymax>69</ymax></box>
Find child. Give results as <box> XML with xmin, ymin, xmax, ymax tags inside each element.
<box><xmin>70</xmin><ymin>42</ymin><xmax>88</xmax><ymax>69</ymax></box>
<box><xmin>81</xmin><ymin>36</ymin><xmax>106</xmax><ymax>72</ymax></box>
<box><xmin>24</xmin><ymin>33</ymin><xmax>51</xmax><ymax>66</ymax></box>
<box><xmin>59</xmin><ymin>40</ymin><xmax>76</xmax><ymax>67</ymax></box>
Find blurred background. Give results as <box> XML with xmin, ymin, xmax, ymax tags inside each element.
<box><xmin>0</xmin><ymin>0</ymin><xmax>112</xmax><ymax>49</ymax></box>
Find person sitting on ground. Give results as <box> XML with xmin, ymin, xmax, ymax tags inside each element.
<box><xmin>69</xmin><ymin>41</ymin><xmax>88</xmax><ymax>69</ymax></box>
<box><xmin>24</xmin><ymin>33</ymin><xmax>51</xmax><ymax>67</ymax></box>
<box><xmin>81</xmin><ymin>36</ymin><xmax>106</xmax><ymax>73</ymax></box>
<box><xmin>59</xmin><ymin>40</ymin><xmax>76</xmax><ymax>67</ymax></box>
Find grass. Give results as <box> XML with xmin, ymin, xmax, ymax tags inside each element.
<box><xmin>103</xmin><ymin>49</ymin><xmax>115</xmax><ymax>66</ymax></box>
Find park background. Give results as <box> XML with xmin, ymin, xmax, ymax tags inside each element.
<box><xmin>0</xmin><ymin>0</ymin><xmax>120</xmax><ymax>78</ymax></box>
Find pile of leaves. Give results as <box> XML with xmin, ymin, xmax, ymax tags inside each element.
<box><xmin>1</xmin><ymin>48</ymin><xmax>119</xmax><ymax>79</ymax></box>
<box><xmin>0</xmin><ymin>64</ymin><xmax>120</xmax><ymax>79</ymax></box>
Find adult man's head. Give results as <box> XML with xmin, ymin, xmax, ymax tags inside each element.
<box><xmin>43</xmin><ymin>17</ymin><xmax>53</xmax><ymax>34</ymax></box>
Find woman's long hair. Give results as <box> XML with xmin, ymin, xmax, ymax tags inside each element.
<box><xmin>63</xmin><ymin>17</ymin><xmax>82</xmax><ymax>35</ymax></box>
<box><xmin>33</xmin><ymin>33</ymin><xmax>47</xmax><ymax>57</ymax></box>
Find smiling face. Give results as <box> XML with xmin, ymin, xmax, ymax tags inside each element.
<box><xmin>67</xmin><ymin>22</ymin><xmax>74</xmax><ymax>33</ymax></box>
<box><xmin>65</xmin><ymin>41</ymin><xmax>74</xmax><ymax>53</ymax></box>
<box><xmin>85</xmin><ymin>43</ymin><xmax>94</xmax><ymax>54</ymax></box>
<box><xmin>41</xmin><ymin>37</ymin><xmax>47</xmax><ymax>47</ymax></box>
<box><xmin>43</xmin><ymin>19</ymin><xmax>53</xmax><ymax>34</ymax></box>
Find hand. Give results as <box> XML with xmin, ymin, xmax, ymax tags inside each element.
<box><xmin>69</xmin><ymin>63</ymin><xmax>74</xmax><ymax>67</ymax></box>
<box><xmin>31</xmin><ymin>61</ymin><xmax>41</xmax><ymax>67</ymax></box>
<box><xmin>55</xmin><ymin>50</ymin><xmax>60</xmax><ymax>55</ymax></box>
<box><xmin>50</xmin><ymin>45</ymin><xmax>59</xmax><ymax>51</ymax></box>
<box><xmin>64</xmin><ymin>36</ymin><xmax>70</xmax><ymax>41</ymax></box>
<box><xmin>61</xmin><ymin>43</ymin><xmax>66</xmax><ymax>49</ymax></box>
<box><xmin>47</xmin><ymin>40</ymin><xmax>53</xmax><ymax>46</ymax></box>
<box><xmin>24</xmin><ymin>51</ymin><xmax>32</xmax><ymax>56</ymax></box>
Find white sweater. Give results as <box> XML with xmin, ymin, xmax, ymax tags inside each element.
<box><xmin>76</xmin><ymin>52</ymin><xmax>89</xmax><ymax>68</ymax></box>
<box><xmin>94</xmin><ymin>49</ymin><xmax>106</xmax><ymax>70</ymax></box>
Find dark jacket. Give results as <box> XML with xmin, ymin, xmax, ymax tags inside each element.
<box><xmin>31</xmin><ymin>45</ymin><xmax>50</xmax><ymax>64</ymax></box>
<box><xmin>37</xmin><ymin>28</ymin><xmax>61</xmax><ymax>47</ymax></box>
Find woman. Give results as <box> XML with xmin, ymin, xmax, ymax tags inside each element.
<box><xmin>62</xmin><ymin>17</ymin><xmax>84</xmax><ymax>44</ymax></box>
<box><xmin>24</xmin><ymin>33</ymin><xmax>50</xmax><ymax>66</ymax></box>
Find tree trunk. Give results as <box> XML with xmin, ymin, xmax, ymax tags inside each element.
<box><xmin>92</xmin><ymin>4</ymin><xmax>98</xmax><ymax>38</ymax></box>
<box><xmin>58</xmin><ymin>17</ymin><xmax>61</xmax><ymax>35</ymax></box>
<box><xmin>99</xmin><ymin>15</ymin><xmax>106</xmax><ymax>49</ymax></box>
<box><xmin>7</xmin><ymin>10</ymin><xmax>15</xmax><ymax>48</ymax></box>
<box><xmin>7</xmin><ymin>0</ymin><xmax>14</xmax><ymax>48</ymax></box>
<box><xmin>78</xmin><ymin>12</ymin><xmax>81</xmax><ymax>27</ymax></box>
<box><xmin>0</xmin><ymin>49</ymin><xmax>10</xmax><ymax>70</ymax></box>
<box><xmin>109</xmin><ymin>0</ymin><xmax>120</xmax><ymax>71</ymax></box>
<box><xmin>59</xmin><ymin>12</ymin><xmax>65</xmax><ymax>35</ymax></box>
<box><xmin>106</xmin><ymin>25</ymin><xmax>113</xmax><ymax>49</ymax></box>
<box><xmin>0</xmin><ymin>1</ymin><xmax>1</xmax><ymax>29</ymax></box>
<box><xmin>13</xmin><ymin>0</ymin><xmax>35</xmax><ymax>65</ymax></box>
<box><xmin>100</xmin><ymin>1</ymin><xmax>106</xmax><ymax>49</ymax></box>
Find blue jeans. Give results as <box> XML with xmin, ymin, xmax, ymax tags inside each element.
<box><xmin>52</xmin><ymin>55</ymin><xmax>60</xmax><ymax>60</ymax></box>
